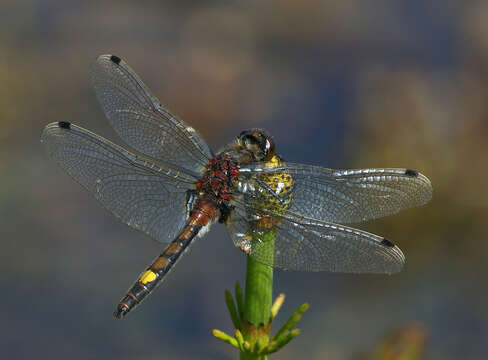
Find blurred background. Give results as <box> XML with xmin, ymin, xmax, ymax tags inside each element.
<box><xmin>1</xmin><ymin>1</ymin><xmax>487</xmax><ymax>359</ymax></box>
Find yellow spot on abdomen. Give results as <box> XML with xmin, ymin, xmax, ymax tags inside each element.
<box><xmin>139</xmin><ymin>270</ymin><xmax>157</xmax><ymax>284</ymax></box>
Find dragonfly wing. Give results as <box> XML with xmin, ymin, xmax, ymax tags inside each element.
<box><xmin>41</xmin><ymin>122</ymin><xmax>197</xmax><ymax>244</ymax></box>
<box><xmin>226</xmin><ymin>205</ymin><xmax>405</xmax><ymax>273</ymax></box>
<box><xmin>227</xmin><ymin>162</ymin><xmax>425</xmax><ymax>273</ymax></box>
<box><xmin>238</xmin><ymin>163</ymin><xmax>432</xmax><ymax>224</ymax></box>
<box><xmin>91</xmin><ymin>54</ymin><xmax>213</xmax><ymax>171</ymax></box>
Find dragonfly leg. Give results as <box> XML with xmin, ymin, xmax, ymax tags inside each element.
<box><xmin>218</xmin><ymin>202</ymin><xmax>234</xmax><ymax>224</ymax></box>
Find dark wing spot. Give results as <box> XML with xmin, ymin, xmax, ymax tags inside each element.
<box><xmin>380</xmin><ymin>238</ymin><xmax>395</xmax><ymax>247</ymax></box>
<box><xmin>405</xmin><ymin>169</ymin><xmax>419</xmax><ymax>177</ymax></box>
<box><xmin>110</xmin><ymin>55</ymin><xmax>121</xmax><ymax>65</ymax></box>
<box><xmin>58</xmin><ymin>121</ymin><xmax>71</xmax><ymax>129</ymax></box>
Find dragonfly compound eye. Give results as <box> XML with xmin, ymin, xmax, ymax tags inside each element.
<box><xmin>239</xmin><ymin>129</ymin><xmax>275</xmax><ymax>162</ymax></box>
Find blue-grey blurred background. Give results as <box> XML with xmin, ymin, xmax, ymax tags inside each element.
<box><xmin>1</xmin><ymin>1</ymin><xmax>487</xmax><ymax>359</ymax></box>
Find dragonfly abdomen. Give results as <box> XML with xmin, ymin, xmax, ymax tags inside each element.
<box><xmin>114</xmin><ymin>199</ymin><xmax>216</xmax><ymax>319</ymax></box>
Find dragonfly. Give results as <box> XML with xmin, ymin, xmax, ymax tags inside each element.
<box><xmin>41</xmin><ymin>54</ymin><xmax>432</xmax><ymax>319</ymax></box>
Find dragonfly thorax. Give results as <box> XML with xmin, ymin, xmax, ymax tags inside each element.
<box><xmin>196</xmin><ymin>154</ymin><xmax>239</xmax><ymax>201</ymax></box>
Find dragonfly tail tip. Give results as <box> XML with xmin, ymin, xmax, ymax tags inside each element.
<box><xmin>113</xmin><ymin>304</ymin><xmax>130</xmax><ymax>319</ymax></box>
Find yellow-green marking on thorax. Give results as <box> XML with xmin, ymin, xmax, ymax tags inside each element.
<box><xmin>254</xmin><ymin>155</ymin><xmax>294</xmax><ymax>230</ymax></box>
<box><xmin>240</xmin><ymin>154</ymin><xmax>295</xmax><ymax>267</ymax></box>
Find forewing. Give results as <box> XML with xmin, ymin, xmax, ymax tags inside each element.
<box><xmin>41</xmin><ymin>122</ymin><xmax>197</xmax><ymax>244</ymax></box>
<box><xmin>91</xmin><ymin>54</ymin><xmax>213</xmax><ymax>171</ymax></box>
<box><xmin>227</xmin><ymin>205</ymin><xmax>404</xmax><ymax>273</ymax></box>
<box><xmin>238</xmin><ymin>163</ymin><xmax>432</xmax><ymax>224</ymax></box>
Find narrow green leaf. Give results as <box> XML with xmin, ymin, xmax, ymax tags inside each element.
<box><xmin>225</xmin><ymin>289</ymin><xmax>242</xmax><ymax>330</ymax></box>
<box><xmin>265</xmin><ymin>329</ymin><xmax>301</xmax><ymax>354</ymax></box>
<box><xmin>270</xmin><ymin>293</ymin><xmax>285</xmax><ymax>320</ymax></box>
<box><xmin>235</xmin><ymin>329</ymin><xmax>245</xmax><ymax>351</ymax></box>
<box><xmin>235</xmin><ymin>282</ymin><xmax>244</xmax><ymax>318</ymax></box>
<box><xmin>234</xmin><ymin>281</ymin><xmax>244</xmax><ymax>322</ymax></box>
<box><xmin>296</xmin><ymin>302</ymin><xmax>310</xmax><ymax>314</ymax></box>
<box><xmin>243</xmin><ymin>340</ymin><xmax>251</xmax><ymax>352</ymax></box>
<box><xmin>272</xmin><ymin>302</ymin><xmax>309</xmax><ymax>341</ymax></box>
<box><xmin>273</xmin><ymin>314</ymin><xmax>300</xmax><ymax>341</ymax></box>
<box><xmin>212</xmin><ymin>329</ymin><xmax>239</xmax><ymax>349</ymax></box>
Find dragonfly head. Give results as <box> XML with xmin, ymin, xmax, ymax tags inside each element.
<box><xmin>237</xmin><ymin>129</ymin><xmax>275</xmax><ymax>162</ymax></box>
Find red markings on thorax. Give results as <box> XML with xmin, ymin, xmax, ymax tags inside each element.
<box><xmin>196</xmin><ymin>155</ymin><xmax>239</xmax><ymax>201</ymax></box>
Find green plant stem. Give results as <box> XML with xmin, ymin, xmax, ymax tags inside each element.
<box><xmin>212</xmin><ymin>228</ymin><xmax>307</xmax><ymax>358</ymax></box>
<box><xmin>243</xmin><ymin>255</ymin><xmax>273</xmax><ymax>327</ymax></box>
<box><xmin>241</xmin><ymin>231</ymin><xmax>275</xmax><ymax>360</ymax></box>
